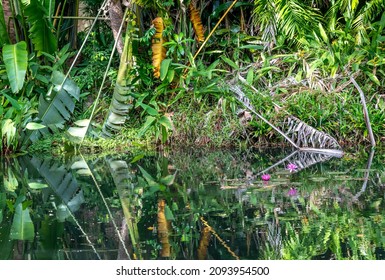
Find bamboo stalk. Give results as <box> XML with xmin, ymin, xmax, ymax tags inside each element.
<box><xmin>350</xmin><ymin>76</ymin><xmax>376</xmax><ymax>147</ymax></box>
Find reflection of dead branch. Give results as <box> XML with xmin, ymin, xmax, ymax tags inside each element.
<box><xmin>200</xmin><ymin>217</ymin><xmax>240</xmax><ymax>260</ymax></box>
<box><xmin>158</xmin><ymin>199</ymin><xmax>171</xmax><ymax>257</ymax></box>
<box><xmin>197</xmin><ymin>226</ymin><xmax>211</xmax><ymax>260</ymax></box>
<box><xmin>354</xmin><ymin>149</ymin><xmax>375</xmax><ymax>201</ymax></box>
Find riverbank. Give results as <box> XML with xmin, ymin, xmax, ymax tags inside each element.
<box><xmin>27</xmin><ymin>87</ymin><xmax>383</xmax><ymax>157</ymax></box>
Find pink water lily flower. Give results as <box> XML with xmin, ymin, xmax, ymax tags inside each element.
<box><xmin>261</xmin><ymin>174</ymin><xmax>271</xmax><ymax>181</ymax></box>
<box><xmin>287</xmin><ymin>187</ymin><xmax>298</xmax><ymax>197</ymax></box>
<box><xmin>287</xmin><ymin>163</ymin><xmax>298</xmax><ymax>172</ymax></box>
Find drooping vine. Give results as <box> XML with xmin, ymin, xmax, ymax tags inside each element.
<box><xmin>188</xmin><ymin>2</ymin><xmax>205</xmax><ymax>43</ymax></box>
<box><xmin>151</xmin><ymin>17</ymin><xmax>166</xmax><ymax>78</ymax></box>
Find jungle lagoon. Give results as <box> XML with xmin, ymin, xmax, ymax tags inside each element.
<box><xmin>2</xmin><ymin>0</ymin><xmax>385</xmax><ymax>265</ymax></box>
<box><xmin>1</xmin><ymin>147</ymin><xmax>384</xmax><ymax>260</ymax></box>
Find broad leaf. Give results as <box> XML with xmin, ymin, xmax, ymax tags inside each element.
<box><xmin>10</xmin><ymin>202</ymin><xmax>35</xmax><ymax>241</ymax></box>
<box><xmin>160</xmin><ymin>58</ymin><xmax>172</xmax><ymax>81</ymax></box>
<box><xmin>159</xmin><ymin>115</ymin><xmax>173</xmax><ymax>130</ymax></box>
<box><xmin>28</xmin><ymin>182</ymin><xmax>48</xmax><ymax>189</ymax></box>
<box><xmin>20</xmin><ymin>156</ymin><xmax>84</xmax><ymax>213</ymax></box>
<box><xmin>26</xmin><ymin>122</ymin><xmax>46</xmax><ymax>130</ymax></box>
<box><xmin>138</xmin><ymin>116</ymin><xmax>156</xmax><ymax>137</ymax></box>
<box><xmin>67</xmin><ymin>119</ymin><xmax>90</xmax><ymax>143</ymax></box>
<box><xmin>2</xmin><ymin>42</ymin><xmax>28</xmax><ymax>93</ymax></box>
<box><xmin>160</xmin><ymin>174</ymin><xmax>175</xmax><ymax>186</ymax></box>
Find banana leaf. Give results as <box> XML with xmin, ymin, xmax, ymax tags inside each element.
<box><xmin>0</xmin><ymin>2</ymin><xmax>10</xmax><ymax>45</ymax></box>
<box><xmin>22</xmin><ymin>71</ymin><xmax>80</xmax><ymax>146</ymax></box>
<box><xmin>2</xmin><ymin>42</ymin><xmax>28</xmax><ymax>93</ymax></box>
<box><xmin>10</xmin><ymin>202</ymin><xmax>35</xmax><ymax>241</ymax></box>
<box><xmin>27</xmin><ymin>156</ymin><xmax>83</xmax><ymax>208</ymax></box>
<box><xmin>22</xmin><ymin>0</ymin><xmax>57</xmax><ymax>55</ymax></box>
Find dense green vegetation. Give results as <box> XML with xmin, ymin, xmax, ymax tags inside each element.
<box><xmin>1</xmin><ymin>0</ymin><xmax>385</xmax><ymax>156</ymax></box>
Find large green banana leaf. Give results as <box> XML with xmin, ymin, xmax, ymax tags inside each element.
<box><xmin>10</xmin><ymin>201</ymin><xmax>35</xmax><ymax>241</ymax></box>
<box><xmin>2</xmin><ymin>41</ymin><xmax>28</xmax><ymax>93</ymax></box>
<box><xmin>22</xmin><ymin>71</ymin><xmax>80</xmax><ymax>146</ymax></box>
<box><xmin>0</xmin><ymin>1</ymin><xmax>10</xmax><ymax>46</ymax></box>
<box><xmin>23</xmin><ymin>0</ymin><xmax>57</xmax><ymax>55</ymax></box>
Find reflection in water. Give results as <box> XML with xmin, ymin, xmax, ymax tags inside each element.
<box><xmin>1</xmin><ymin>148</ymin><xmax>385</xmax><ymax>260</ymax></box>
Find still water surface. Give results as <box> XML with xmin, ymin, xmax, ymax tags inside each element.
<box><xmin>1</xmin><ymin>148</ymin><xmax>384</xmax><ymax>260</ymax></box>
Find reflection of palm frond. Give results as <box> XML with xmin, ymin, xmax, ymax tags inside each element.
<box><xmin>257</xmin><ymin>150</ymin><xmax>340</xmax><ymax>176</ymax></box>
<box><xmin>106</xmin><ymin>158</ymin><xmax>140</xmax><ymax>259</ymax></box>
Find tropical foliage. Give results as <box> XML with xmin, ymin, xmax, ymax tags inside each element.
<box><xmin>1</xmin><ymin>0</ymin><xmax>384</xmax><ymax>155</ymax></box>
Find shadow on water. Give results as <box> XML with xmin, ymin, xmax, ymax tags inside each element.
<box><xmin>1</xmin><ymin>148</ymin><xmax>385</xmax><ymax>260</ymax></box>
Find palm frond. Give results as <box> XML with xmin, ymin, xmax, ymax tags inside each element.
<box><xmin>228</xmin><ymin>79</ymin><xmax>342</xmax><ymax>153</ymax></box>
<box><xmin>277</xmin><ymin>0</ymin><xmax>323</xmax><ymax>40</ymax></box>
<box><xmin>253</xmin><ymin>0</ymin><xmax>278</xmax><ymax>43</ymax></box>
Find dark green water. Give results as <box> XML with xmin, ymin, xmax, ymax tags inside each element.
<box><xmin>1</xmin><ymin>148</ymin><xmax>384</xmax><ymax>260</ymax></box>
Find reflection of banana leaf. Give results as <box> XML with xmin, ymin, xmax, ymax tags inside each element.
<box><xmin>72</xmin><ymin>157</ymin><xmax>131</xmax><ymax>259</ymax></box>
<box><xmin>10</xmin><ymin>202</ymin><xmax>35</xmax><ymax>241</ymax></box>
<box><xmin>0</xmin><ymin>192</ymin><xmax>5</xmax><ymax>224</ymax></box>
<box><xmin>36</xmin><ymin>217</ymin><xmax>64</xmax><ymax>260</ymax></box>
<box><xmin>20</xmin><ymin>156</ymin><xmax>84</xmax><ymax>210</ymax></box>
<box><xmin>4</xmin><ymin>168</ymin><xmax>19</xmax><ymax>193</ymax></box>
<box><xmin>17</xmin><ymin>156</ymin><xmax>101</xmax><ymax>258</ymax></box>
<box><xmin>0</xmin><ymin>219</ymin><xmax>14</xmax><ymax>259</ymax></box>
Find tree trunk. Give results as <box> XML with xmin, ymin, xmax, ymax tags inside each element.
<box><xmin>109</xmin><ymin>0</ymin><xmax>124</xmax><ymax>56</ymax></box>
<box><xmin>1</xmin><ymin>0</ymin><xmax>14</xmax><ymax>43</ymax></box>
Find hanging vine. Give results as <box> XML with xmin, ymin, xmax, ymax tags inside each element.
<box><xmin>151</xmin><ymin>17</ymin><xmax>166</xmax><ymax>78</ymax></box>
<box><xmin>188</xmin><ymin>2</ymin><xmax>205</xmax><ymax>43</ymax></box>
